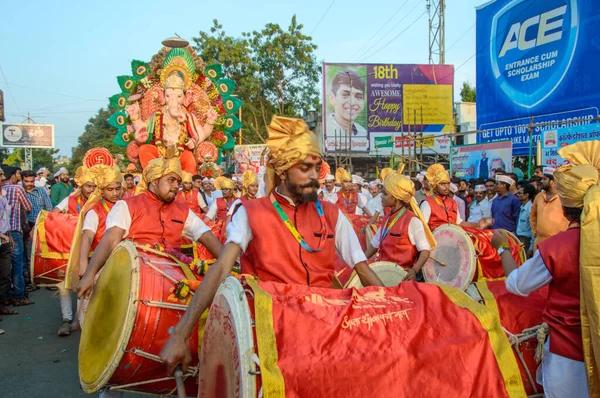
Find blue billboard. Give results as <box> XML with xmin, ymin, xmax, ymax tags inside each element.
<box><xmin>476</xmin><ymin>0</ymin><xmax>600</xmax><ymax>155</ymax></box>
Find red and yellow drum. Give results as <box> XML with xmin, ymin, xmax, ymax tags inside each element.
<box><xmin>79</xmin><ymin>241</ymin><xmax>203</xmax><ymax>396</ymax></box>
<box><xmin>343</xmin><ymin>261</ymin><xmax>407</xmax><ymax>289</ymax></box>
<box><xmin>422</xmin><ymin>224</ymin><xmax>525</xmax><ymax>290</ymax></box>
<box><xmin>30</xmin><ymin>210</ymin><xmax>78</xmax><ymax>285</ymax></box>
<box><xmin>199</xmin><ymin>276</ymin><xmax>528</xmax><ymax>397</ymax></box>
<box><xmin>467</xmin><ymin>280</ymin><xmax>548</xmax><ymax>396</ymax></box>
<box><xmin>181</xmin><ymin>219</ymin><xmax>226</xmax><ymax>260</ymax></box>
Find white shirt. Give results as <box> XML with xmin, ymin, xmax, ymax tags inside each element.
<box><xmin>55</xmin><ymin>195</ymin><xmax>70</xmax><ymax>212</ymax></box>
<box><xmin>355</xmin><ymin>193</ymin><xmax>370</xmax><ymax>216</ymax></box>
<box><xmin>82</xmin><ymin>209</ymin><xmax>99</xmax><ymax>233</ymax></box>
<box><xmin>467</xmin><ymin>199</ymin><xmax>491</xmax><ymax>223</ymax></box>
<box><xmin>225</xmin><ymin>192</ymin><xmax>367</xmax><ymax>268</ymax></box>
<box><xmin>366</xmin><ymin>193</ymin><xmax>383</xmax><ymax>216</ymax></box>
<box><xmin>505</xmin><ymin>250</ymin><xmax>552</xmax><ymax>296</ymax></box>
<box><xmin>326</xmin><ymin>113</ymin><xmax>367</xmax><ymax>137</ymax></box>
<box><xmin>320</xmin><ymin>186</ymin><xmax>339</xmax><ymax>204</ymax></box>
<box><xmin>370</xmin><ymin>217</ymin><xmax>431</xmax><ymax>252</ymax></box>
<box><xmin>203</xmin><ymin>190</ymin><xmax>223</xmax><ymax>207</ymax></box>
<box><xmin>257</xmin><ymin>165</ymin><xmax>266</xmax><ymax>199</ymax></box>
<box><xmin>419</xmin><ymin>199</ymin><xmax>463</xmax><ymax>225</ymax></box>
<box><xmin>205</xmin><ymin>197</ymin><xmax>236</xmax><ymax>221</ymax></box>
<box><xmin>453</xmin><ymin>195</ymin><xmax>466</xmax><ymax>222</ymax></box>
<box><xmin>106</xmin><ymin>200</ymin><xmax>211</xmax><ymax>242</ymax></box>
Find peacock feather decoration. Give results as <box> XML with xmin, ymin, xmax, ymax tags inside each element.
<box><xmin>108</xmin><ymin>39</ymin><xmax>242</xmax><ymax>167</ymax></box>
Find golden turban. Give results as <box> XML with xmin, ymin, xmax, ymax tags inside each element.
<box><xmin>380</xmin><ymin>167</ymin><xmax>393</xmax><ymax>182</ymax></box>
<box><xmin>425</xmin><ymin>164</ymin><xmax>450</xmax><ymax>187</ymax></box>
<box><xmin>65</xmin><ymin>163</ymin><xmax>123</xmax><ymax>290</ymax></box>
<box><xmin>214</xmin><ymin>177</ymin><xmax>234</xmax><ymax>191</ymax></box>
<box><xmin>265</xmin><ymin>116</ymin><xmax>322</xmax><ymax>195</ymax></box>
<box><xmin>335</xmin><ymin>168</ymin><xmax>351</xmax><ymax>184</ymax></box>
<box><xmin>384</xmin><ymin>171</ymin><xmax>436</xmax><ymax>250</ymax></box>
<box><xmin>135</xmin><ymin>147</ymin><xmax>182</xmax><ymax>195</ymax></box>
<box><xmin>554</xmin><ymin>140</ymin><xmax>600</xmax><ymax>393</ymax></box>
<box><xmin>182</xmin><ymin>171</ymin><xmax>193</xmax><ymax>184</ymax></box>
<box><xmin>242</xmin><ymin>170</ymin><xmax>258</xmax><ymax>188</ymax></box>
<box><xmin>74</xmin><ymin>166</ymin><xmax>94</xmax><ymax>187</ymax></box>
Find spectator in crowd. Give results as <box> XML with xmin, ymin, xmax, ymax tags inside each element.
<box><xmin>366</xmin><ymin>180</ymin><xmax>383</xmax><ymax>217</ymax></box>
<box><xmin>457</xmin><ymin>179</ymin><xmax>469</xmax><ymax>202</ymax></box>
<box><xmin>528</xmin><ymin>175</ymin><xmax>543</xmax><ymax>194</ymax></box>
<box><xmin>0</xmin><ymin>165</ymin><xmax>33</xmax><ymax>306</ymax></box>
<box><xmin>490</xmin><ymin>174</ymin><xmax>520</xmax><ymax>233</ymax></box>
<box><xmin>516</xmin><ymin>182</ymin><xmax>536</xmax><ymax>258</ymax></box>
<box><xmin>467</xmin><ymin>185</ymin><xmax>491</xmax><ymax>224</ymax></box>
<box><xmin>533</xmin><ymin>165</ymin><xmax>544</xmax><ymax>177</ymax></box>
<box><xmin>35</xmin><ymin>168</ymin><xmax>50</xmax><ymax>192</ymax></box>
<box><xmin>50</xmin><ymin>167</ymin><xmax>74</xmax><ymax>206</ymax></box>
<box><xmin>0</xmin><ymin>168</ymin><xmax>16</xmax><ymax>329</ymax></box>
<box><xmin>123</xmin><ymin>173</ymin><xmax>136</xmax><ymax>198</ymax></box>
<box><xmin>506</xmin><ymin>172</ymin><xmax>519</xmax><ymax>195</ymax></box>
<box><xmin>21</xmin><ymin>170</ymin><xmax>53</xmax><ymax>290</ymax></box>
<box><xmin>414</xmin><ymin>171</ymin><xmax>431</xmax><ymax>205</ymax></box>
<box><xmin>483</xmin><ymin>178</ymin><xmax>497</xmax><ymax>207</ymax></box>
<box><xmin>449</xmin><ymin>183</ymin><xmax>466</xmax><ymax>222</ymax></box>
<box><xmin>530</xmin><ymin>167</ymin><xmax>569</xmax><ymax>251</ymax></box>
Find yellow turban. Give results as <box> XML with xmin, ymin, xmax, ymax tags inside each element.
<box><xmin>335</xmin><ymin>168</ymin><xmax>351</xmax><ymax>184</ymax></box>
<box><xmin>74</xmin><ymin>166</ymin><xmax>94</xmax><ymax>187</ymax></box>
<box><xmin>380</xmin><ymin>167</ymin><xmax>393</xmax><ymax>182</ymax></box>
<box><xmin>384</xmin><ymin>171</ymin><xmax>436</xmax><ymax>250</ymax></box>
<box><xmin>553</xmin><ymin>140</ymin><xmax>600</xmax><ymax>394</ymax></box>
<box><xmin>425</xmin><ymin>164</ymin><xmax>450</xmax><ymax>187</ymax></box>
<box><xmin>265</xmin><ymin>116</ymin><xmax>322</xmax><ymax>195</ymax></box>
<box><xmin>135</xmin><ymin>147</ymin><xmax>182</xmax><ymax>195</ymax></box>
<box><xmin>242</xmin><ymin>170</ymin><xmax>258</xmax><ymax>188</ymax></box>
<box><xmin>182</xmin><ymin>171</ymin><xmax>193</xmax><ymax>184</ymax></box>
<box><xmin>214</xmin><ymin>177</ymin><xmax>234</xmax><ymax>190</ymax></box>
<box><xmin>65</xmin><ymin>163</ymin><xmax>123</xmax><ymax>290</ymax></box>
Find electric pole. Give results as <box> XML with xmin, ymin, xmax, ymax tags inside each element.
<box><xmin>427</xmin><ymin>0</ymin><xmax>445</xmax><ymax>64</ymax></box>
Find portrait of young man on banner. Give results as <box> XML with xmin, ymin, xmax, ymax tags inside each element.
<box><xmin>325</xmin><ymin>66</ymin><xmax>368</xmax><ymax>139</ymax></box>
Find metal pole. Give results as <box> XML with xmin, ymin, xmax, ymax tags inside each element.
<box><xmin>527</xmin><ymin>116</ymin><xmax>535</xmax><ymax>178</ymax></box>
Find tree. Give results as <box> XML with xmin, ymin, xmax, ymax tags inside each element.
<box><xmin>0</xmin><ymin>148</ymin><xmax>59</xmax><ymax>171</ymax></box>
<box><xmin>460</xmin><ymin>82</ymin><xmax>476</xmax><ymax>102</ymax></box>
<box><xmin>193</xmin><ymin>17</ymin><xmax>321</xmax><ymax>145</ymax></box>
<box><xmin>69</xmin><ymin>107</ymin><xmax>127</xmax><ymax>174</ymax></box>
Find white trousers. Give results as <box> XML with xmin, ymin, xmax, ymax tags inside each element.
<box><xmin>58</xmin><ymin>281</ymin><xmax>73</xmax><ymax>322</ymax></box>
<box><xmin>538</xmin><ymin>338</ymin><xmax>589</xmax><ymax>397</ymax></box>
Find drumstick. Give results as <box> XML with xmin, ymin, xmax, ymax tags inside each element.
<box><xmin>174</xmin><ymin>365</ymin><xmax>187</xmax><ymax>398</ymax></box>
<box><xmin>430</xmin><ymin>256</ymin><xmax>447</xmax><ymax>267</ymax></box>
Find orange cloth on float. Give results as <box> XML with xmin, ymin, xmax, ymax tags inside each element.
<box><xmin>138</xmin><ymin>144</ymin><xmax>197</xmax><ymax>174</ymax></box>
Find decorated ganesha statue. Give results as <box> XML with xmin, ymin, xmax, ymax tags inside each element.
<box><xmin>108</xmin><ymin>37</ymin><xmax>240</xmax><ymax>174</ymax></box>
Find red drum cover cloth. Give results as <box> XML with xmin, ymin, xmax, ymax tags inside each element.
<box><xmin>254</xmin><ymin>280</ymin><xmax>522</xmax><ymax>397</ymax></box>
<box><xmin>462</xmin><ymin>227</ymin><xmax>525</xmax><ymax>280</ymax></box>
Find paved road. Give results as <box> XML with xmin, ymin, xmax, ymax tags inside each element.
<box><xmin>0</xmin><ymin>288</ymin><xmax>145</xmax><ymax>398</ymax></box>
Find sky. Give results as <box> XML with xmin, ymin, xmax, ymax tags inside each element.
<box><xmin>0</xmin><ymin>0</ymin><xmax>483</xmax><ymax>156</ymax></box>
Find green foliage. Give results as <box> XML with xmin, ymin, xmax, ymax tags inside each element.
<box><xmin>460</xmin><ymin>81</ymin><xmax>476</xmax><ymax>103</ymax></box>
<box><xmin>69</xmin><ymin>107</ymin><xmax>127</xmax><ymax>174</ymax></box>
<box><xmin>0</xmin><ymin>148</ymin><xmax>59</xmax><ymax>171</ymax></box>
<box><xmin>193</xmin><ymin>17</ymin><xmax>321</xmax><ymax>145</ymax></box>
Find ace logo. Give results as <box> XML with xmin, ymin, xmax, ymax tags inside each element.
<box><xmin>490</xmin><ymin>0</ymin><xmax>579</xmax><ymax>109</ymax></box>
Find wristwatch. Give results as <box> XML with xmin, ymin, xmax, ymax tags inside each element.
<box><xmin>497</xmin><ymin>246</ymin><xmax>508</xmax><ymax>256</ymax></box>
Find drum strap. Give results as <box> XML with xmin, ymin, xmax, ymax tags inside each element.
<box><xmin>380</xmin><ymin>207</ymin><xmax>407</xmax><ymax>242</ymax></box>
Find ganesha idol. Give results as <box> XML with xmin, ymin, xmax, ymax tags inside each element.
<box><xmin>107</xmin><ymin>37</ymin><xmax>241</xmax><ymax>174</ymax></box>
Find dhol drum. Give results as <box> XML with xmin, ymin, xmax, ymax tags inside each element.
<box><xmin>466</xmin><ymin>280</ymin><xmax>548</xmax><ymax>396</ymax></box>
<box><xmin>343</xmin><ymin>261</ymin><xmax>407</xmax><ymax>288</ymax></box>
<box><xmin>30</xmin><ymin>210</ymin><xmax>78</xmax><ymax>285</ymax></box>
<box><xmin>181</xmin><ymin>219</ymin><xmax>226</xmax><ymax>259</ymax></box>
<box><xmin>199</xmin><ymin>275</ymin><xmax>528</xmax><ymax>397</ymax></box>
<box><xmin>422</xmin><ymin>224</ymin><xmax>525</xmax><ymax>291</ymax></box>
<box><xmin>79</xmin><ymin>241</ymin><xmax>203</xmax><ymax>396</ymax></box>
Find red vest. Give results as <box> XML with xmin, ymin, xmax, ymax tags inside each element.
<box><xmin>123</xmin><ymin>188</ymin><xmax>136</xmax><ymax>199</ymax></box>
<box><xmin>378</xmin><ymin>209</ymin><xmax>419</xmax><ymax>268</ymax></box>
<box><xmin>216</xmin><ymin>197</ymin><xmax>235</xmax><ymax>222</ymax></box>
<box><xmin>86</xmin><ymin>200</ymin><xmax>114</xmax><ymax>250</ymax></box>
<box><xmin>424</xmin><ymin>195</ymin><xmax>458</xmax><ymax>231</ymax></box>
<box><xmin>176</xmin><ymin>189</ymin><xmax>202</xmax><ymax>217</ymax></box>
<box><xmin>336</xmin><ymin>191</ymin><xmax>358</xmax><ymax>214</ymax></box>
<box><xmin>67</xmin><ymin>193</ymin><xmax>86</xmax><ymax>215</ymax></box>
<box><xmin>125</xmin><ymin>192</ymin><xmax>189</xmax><ymax>250</ymax></box>
<box><xmin>241</xmin><ymin>192</ymin><xmax>339</xmax><ymax>287</ymax></box>
<box><xmin>538</xmin><ymin>228</ymin><xmax>582</xmax><ymax>361</ymax></box>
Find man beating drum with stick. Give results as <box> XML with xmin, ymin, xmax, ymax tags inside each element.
<box><xmin>160</xmin><ymin>116</ymin><xmax>384</xmax><ymax>374</ymax></box>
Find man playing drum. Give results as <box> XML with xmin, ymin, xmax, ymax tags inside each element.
<box><xmin>203</xmin><ymin>178</ymin><xmax>236</xmax><ymax>223</ymax></box>
<box><xmin>76</xmin><ymin>149</ymin><xmax>223</xmax><ymax>299</ymax></box>
<box><xmin>335</xmin><ymin>168</ymin><xmax>372</xmax><ymax>217</ymax></box>
<box><xmin>175</xmin><ymin>171</ymin><xmax>208</xmax><ymax>217</ymax></box>
<box><xmin>491</xmin><ymin>140</ymin><xmax>600</xmax><ymax>397</ymax></box>
<box><xmin>51</xmin><ymin>166</ymin><xmax>97</xmax><ymax>215</ymax></box>
<box><xmin>160</xmin><ymin>116</ymin><xmax>383</xmax><ymax>374</ymax></box>
<box><xmin>419</xmin><ymin>164</ymin><xmax>481</xmax><ymax>231</ymax></box>
<box><xmin>364</xmin><ymin>171</ymin><xmax>435</xmax><ymax>281</ymax></box>
<box><xmin>60</xmin><ymin>164</ymin><xmax>123</xmax><ymax>335</ymax></box>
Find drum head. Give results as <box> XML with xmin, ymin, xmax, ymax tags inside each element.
<box><xmin>344</xmin><ymin>261</ymin><xmax>408</xmax><ymax>289</ymax></box>
<box><xmin>422</xmin><ymin>224</ymin><xmax>476</xmax><ymax>291</ymax></box>
<box><xmin>79</xmin><ymin>241</ymin><xmax>139</xmax><ymax>393</ymax></box>
<box><xmin>198</xmin><ymin>276</ymin><xmax>256</xmax><ymax>397</ymax></box>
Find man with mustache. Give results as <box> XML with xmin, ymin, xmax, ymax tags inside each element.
<box><xmin>530</xmin><ymin>167</ymin><xmax>569</xmax><ymax>251</ymax></box>
<box><xmin>160</xmin><ymin>116</ymin><xmax>383</xmax><ymax>374</ymax></box>
<box><xmin>76</xmin><ymin>148</ymin><xmax>222</xmax><ymax>298</ymax></box>
<box><xmin>52</xmin><ymin>167</ymin><xmax>97</xmax><ymax>215</ymax></box>
<box><xmin>50</xmin><ymin>167</ymin><xmax>74</xmax><ymax>206</ymax></box>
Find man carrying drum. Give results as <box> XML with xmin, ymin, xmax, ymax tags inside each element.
<box><xmin>364</xmin><ymin>171</ymin><xmax>436</xmax><ymax>281</ymax></box>
<box><xmin>491</xmin><ymin>140</ymin><xmax>600</xmax><ymax>397</ymax></box>
<box><xmin>76</xmin><ymin>148</ymin><xmax>223</xmax><ymax>299</ymax></box>
<box><xmin>160</xmin><ymin>116</ymin><xmax>383</xmax><ymax>374</ymax></box>
<box><xmin>60</xmin><ymin>164</ymin><xmax>123</xmax><ymax>335</ymax></box>
<box><xmin>419</xmin><ymin>164</ymin><xmax>482</xmax><ymax>231</ymax></box>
